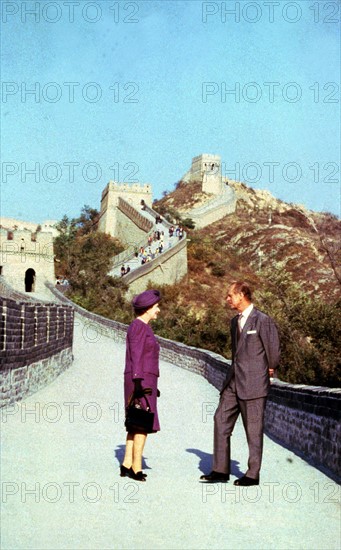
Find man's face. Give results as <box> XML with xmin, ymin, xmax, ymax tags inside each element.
<box><xmin>226</xmin><ymin>285</ymin><xmax>244</xmax><ymax>311</ymax></box>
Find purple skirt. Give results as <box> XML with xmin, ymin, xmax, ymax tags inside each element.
<box><xmin>124</xmin><ymin>373</ymin><xmax>160</xmax><ymax>432</ymax></box>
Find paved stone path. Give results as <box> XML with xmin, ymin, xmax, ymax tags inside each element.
<box><xmin>1</xmin><ymin>317</ymin><xmax>340</xmax><ymax>549</ymax></box>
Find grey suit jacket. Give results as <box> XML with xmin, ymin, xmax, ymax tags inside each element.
<box><xmin>222</xmin><ymin>307</ymin><xmax>280</xmax><ymax>400</ymax></box>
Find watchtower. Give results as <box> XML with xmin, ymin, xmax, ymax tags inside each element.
<box><xmin>181</xmin><ymin>154</ymin><xmax>223</xmax><ymax>195</ymax></box>
<box><xmin>190</xmin><ymin>154</ymin><xmax>222</xmax><ymax>195</ymax></box>
<box><xmin>98</xmin><ymin>181</ymin><xmax>153</xmax><ymax>241</ymax></box>
<box><xmin>0</xmin><ymin>226</ymin><xmax>55</xmax><ymax>293</ymax></box>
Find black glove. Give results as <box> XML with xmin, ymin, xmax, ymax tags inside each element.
<box><xmin>133</xmin><ymin>379</ymin><xmax>145</xmax><ymax>398</ymax></box>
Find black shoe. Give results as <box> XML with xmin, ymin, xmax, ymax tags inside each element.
<box><xmin>129</xmin><ymin>469</ymin><xmax>147</xmax><ymax>482</ymax></box>
<box><xmin>120</xmin><ymin>465</ymin><xmax>130</xmax><ymax>477</ymax></box>
<box><xmin>120</xmin><ymin>465</ymin><xmax>147</xmax><ymax>478</ymax></box>
<box><xmin>200</xmin><ymin>471</ymin><xmax>229</xmax><ymax>483</ymax></box>
<box><xmin>234</xmin><ymin>476</ymin><xmax>259</xmax><ymax>486</ymax></box>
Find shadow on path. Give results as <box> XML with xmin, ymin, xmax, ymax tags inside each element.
<box><xmin>114</xmin><ymin>444</ymin><xmax>152</xmax><ymax>472</ymax></box>
<box><xmin>186</xmin><ymin>448</ymin><xmax>244</xmax><ymax>478</ymax></box>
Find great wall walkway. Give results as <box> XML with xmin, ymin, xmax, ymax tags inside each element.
<box><xmin>1</xmin><ymin>315</ymin><xmax>340</xmax><ymax>550</ymax></box>
<box><xmin>109</xmin><ymin>204</ymin><xmax>185</xmax><ymax>280</ymax></box>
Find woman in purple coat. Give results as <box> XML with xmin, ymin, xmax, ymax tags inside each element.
<box><xmin>121</xmin><ymin>289</ymin><xmax>161</xmax><ymax>482</ymax></box>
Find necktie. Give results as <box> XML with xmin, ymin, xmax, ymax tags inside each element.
<box><xmin>237</xmin><ymin>314</ymin><xmax>243</xmax><ymax>342</ymax></box>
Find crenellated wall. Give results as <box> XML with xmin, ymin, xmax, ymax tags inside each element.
<box><xmin>45</xmin><ymin>283</ymin><xmax>341</xmax><ymax>480</ymax></box>
<box><xmin>0</xmin><ymin>283</ymin><xmax>74</xmax><ymax>407</ymax></box>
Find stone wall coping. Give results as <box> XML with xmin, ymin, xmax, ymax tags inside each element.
<box><xmin>270</xmin><ymin>378</ymin><xmax>341</xmax><ymax>397</ymax></box>
<box><xmin>46</xmin><ymin>282</ymin><xmax>126</xmax><ymax>327</ymax></box>
<box><xmin>0</xmin><ymin>279</ymin><xmax>73</xmax><ymax>309</ymax></box>
<box><xmin>0</xmin><ymin>277</ymin><xmax>61</xmax><ymax>305</ymax></box>
<box><xmin>184</xmin><ymin>187</ymin><xmax>235</xmax><ymax>216</ymax></box>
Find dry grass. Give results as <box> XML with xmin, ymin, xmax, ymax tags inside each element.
<box><xmin>154</xmin><ymin>179</ymin><xmax>341</xmax><ymax>305</ymax></box>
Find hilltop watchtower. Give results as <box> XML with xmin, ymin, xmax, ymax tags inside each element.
<box><xmin>189</xmin><ymin>154</ymin><xmax>222</xmax><ymax>195</ymax></box>
<box><xmin>98</xmin><ymin>181</ymin><xmax>153</xmax><ymax>244</ymax></box>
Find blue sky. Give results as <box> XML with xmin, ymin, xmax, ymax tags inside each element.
<box><xmin>1</xmin><ymin>0</ymin><xmax>340</xmax><ymax>223</ymax></box>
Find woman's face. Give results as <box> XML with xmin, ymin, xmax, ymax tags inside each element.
<box><xmin>145</xmin><ymin>302</ymin><xmax>160</xmax><ymax>322</ymax></box>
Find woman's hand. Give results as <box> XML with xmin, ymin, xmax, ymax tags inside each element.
<box><xmin>133</xmin><ymin>379</ymin><xmax>153</xmax><ymax>398</ymax></box>
<box><xmin>133</xmin><ymin>378</ymin><xmax>145</xmax><ymax>398</ymax></box>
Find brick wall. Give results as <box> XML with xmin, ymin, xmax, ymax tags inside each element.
<box><xmin>0</xmin><ymin>295</ymin><xmax>74</xmax><ymax>407</ymax></box>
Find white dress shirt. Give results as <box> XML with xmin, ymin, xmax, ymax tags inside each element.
<box><xmin>239</xmin><ymin>304</ymin><xmax>254</xmax><ymax>330</ymax></box>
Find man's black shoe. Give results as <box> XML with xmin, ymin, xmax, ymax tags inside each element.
<box><xmin>234</xmin><ymin>476</ymin><xmax>259</xmax><ymax>486</ymax></box>
<box><xmin>199</xmin><ymin>471</ymin><xmax>229</xmax><ymax>483</ymax></box>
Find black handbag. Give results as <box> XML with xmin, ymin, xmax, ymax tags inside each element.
<box><xmin>125</xmin><ymin>394</ymin><xmax>155</xmax><ymax>433</ymax></box>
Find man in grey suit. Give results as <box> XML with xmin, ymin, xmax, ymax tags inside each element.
<box><xmin>200</xmin><ymin>281</ymin><xmax>280</xmax><ymax>485</ymax></box>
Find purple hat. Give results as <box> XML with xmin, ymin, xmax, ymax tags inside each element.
<box><xmin>132</xmin><ymin>289</ymin><xmax>161</xmax><ymax>310</ymax></box>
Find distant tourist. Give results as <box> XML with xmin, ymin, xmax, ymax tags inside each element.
<box><xmin>200</xmin><ymin>281</ymin><xmax>280</xmax><ymax>486</ymax></box>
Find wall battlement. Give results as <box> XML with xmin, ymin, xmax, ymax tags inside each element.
<box><xmin>109</xmin><ymin>181</ymin><xmax>152</xmax><ymax>193</ymax></box>
<box><xmin>101</xmin><ymin>181</ymin><xmax>152</xmax><ymax>201</ymax></box>
<box><xmin>0</xmin><ymin>292</ymin><xmax>74</xmax><ymax>408</ymax></box>
<box><xmin>0</xmin><ymin>228</ymin><xmax>53</xmax><ymax>247</ymax></box>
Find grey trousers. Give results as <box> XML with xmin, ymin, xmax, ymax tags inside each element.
<box><xmin>213</xmin><ymin>378</ymin><xmax>267</xmax><ymax>479</ymax></box>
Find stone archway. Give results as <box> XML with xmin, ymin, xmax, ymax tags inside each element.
<box><xmin>25</xmin><ymin>268</ymin><xmax>36</xmax><ymax>292</ymax></box>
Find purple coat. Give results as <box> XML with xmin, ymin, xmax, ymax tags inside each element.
<box><xmin>124</xmin><ymin>318</ymin><xmax>160</xmax><ymax>432</ymax></box>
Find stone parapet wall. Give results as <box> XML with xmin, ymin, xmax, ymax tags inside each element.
<box><xmin>265</xmin><ymin>381</ymin><xmax>341</xmax><ymax>478</ymax></box>
<box><xmin>0</xmin><ymin>277</ymin><xmax>41</xmax><ymax>302</ymax></box>
<box><xmin>117</xmin><ymin>198</ymin><xmax>154</xmax><ymax>233</ymax></box>
<box><xmin>0</xmin><ymin>348</ymin><xmax>73</xmax><ymax>408</ymax></box>
<box><xmin>124</xmin><ymin>237</ymin><xmax>188</xmax><ymax>297</ymax></box>
<box><xmin>183</xmin><ymin>186</ymin><xmax>236</xmax><ymax>229</ymax></box>
<box><xmin>0</xmin><ymin>292</ymin><xmax>74</xmax><ymax>407</ymax></box>
<box><xmin>189</xmin><ymin>201</ymin><xmax>236</xmax><ymax>229</ymax></box>
<box><xmin>46</xmin><ymin>282</ymin><xmax>128</xmax><ymax>342</ymax></box>
<box><xmin>114</xmin><ymin>208</ymin><xmax>150</xmax><ymax>248</ymax></box>
<box><xmin>157</xmin><ymin>338</ymin><xmax>230</xmax><ymax>390</ymax></box>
